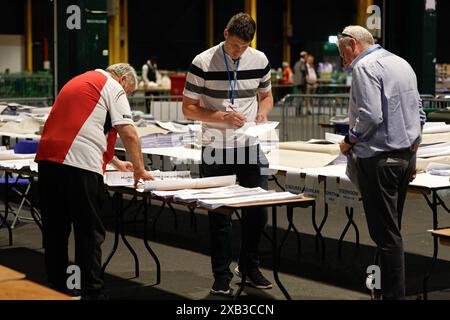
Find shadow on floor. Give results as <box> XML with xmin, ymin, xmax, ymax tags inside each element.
<box><xmin>101</xmin><ymin>197</ymin><xmax>450</xmax><ymax>298</ymax></box>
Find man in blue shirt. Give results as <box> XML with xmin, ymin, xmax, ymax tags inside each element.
<box><xmin>338</xmin><ymin>25</ymin><xmax>425</xmax><ymax>300</ymax></box>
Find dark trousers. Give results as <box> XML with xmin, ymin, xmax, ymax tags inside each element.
<box><xmin>200</xmin><ymin>145</ymin><xmax>269</xmax><ymax>281</ymax></box>
<box><xmin>38</xmin><ymin>161</ymin><xmax>106</xmax><ymax>294</ymax></box>
<box><xmin>356</xmin><ymin>150</ymin><xmax>416</xmax><ymax>300</ymax></box>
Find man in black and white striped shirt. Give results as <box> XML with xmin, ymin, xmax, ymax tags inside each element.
<box><xmin>183</xmin><ymin>12</ymin><xmax>274</xmax><ymax>296</ymax></box>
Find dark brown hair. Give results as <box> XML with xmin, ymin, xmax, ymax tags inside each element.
<box><xmin>226</xmin><ymin>13</ymin><xmax>256</xmax><ymax>42</ymax></box>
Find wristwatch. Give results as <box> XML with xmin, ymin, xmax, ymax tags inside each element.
<box><xmin>344</xmin><ymin>135</ymin><xmax>356</xmax><ymax>145</ymax></box>
<box><xmin>110</xmin><ymin>156</ymin><xmax>119</xmax><ymax>164</ymax></box>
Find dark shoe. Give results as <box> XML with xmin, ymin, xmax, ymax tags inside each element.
<box><xmin>234</xmin><ymin>266</ymin><xmax>272</xmax><ymax>289</ymax></box>
<box><xmin>210</xmin><ymin>277</ymin><xmax>231</xmax><ymax>295</ymax></box>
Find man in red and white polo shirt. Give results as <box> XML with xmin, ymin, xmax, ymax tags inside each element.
<box><xmin>36</xmin><ymin>63</ymin><xmax>153</xmax><ymax>299</ymax></box>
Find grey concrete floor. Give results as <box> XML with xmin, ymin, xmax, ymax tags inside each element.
<box><xmin>2</xmin><ymin>176</ymin><xmax>450</xmax><ymax>300</ymax></box>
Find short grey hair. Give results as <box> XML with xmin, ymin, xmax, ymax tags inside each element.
<box><xmin>339</xmin><ymin>25</ymin><xmax>375</xmax><ymax>47</ymax></box>
<box><xmin>105</xmin><ymin>63</ymin><xmax>138</xmax><ymax>90</ymax></box>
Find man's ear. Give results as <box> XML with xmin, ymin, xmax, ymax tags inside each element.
<box><xmin>224</xmin><ymin>28</ymin><xmax>228</xmax><ymax>40</ymax></box>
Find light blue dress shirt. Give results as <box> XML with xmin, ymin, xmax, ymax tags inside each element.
<box><xmin>348</xmin><ymin>45</ymin><xmax>426</xmax><ymax>158</ymax></box>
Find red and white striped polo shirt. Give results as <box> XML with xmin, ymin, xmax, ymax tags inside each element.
<box><xmin>36</xmin><ymin>69</ymin><xmax>134</xmax><ymax>175</ymax></box>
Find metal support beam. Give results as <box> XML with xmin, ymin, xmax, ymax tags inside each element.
<box><xmin>283</xmin><ymin>0</ymin><xmax>292</xmax><ymax>64</ymax></box>
<box><xmin>108</xmin><ymin>0</ymin><xmax>121</xmax><ymax>64</ymax></box>
<box><xmin>121</xmin><ymin>0</ymin><xmax>128</xmax><ymax>63</ymax></box>
<box><xmin>25</xmin><ymin>0</ymin><xmax>33</xmax><ymax>72</ymax></box>
<box><xmin>206</xmin><ymin>0</ymin><xmax>214</xmax><ymax>48</ymax></box>
<box><xmin>244</xmin><ymin>0</ymin><xmax>257</xmax><ymax>48</ymax></box>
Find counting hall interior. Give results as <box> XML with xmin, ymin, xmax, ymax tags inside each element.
<box><xmin>1</xmin><ymin>0</ymin><xmax>450</xmax><ymax>301</ymax></box>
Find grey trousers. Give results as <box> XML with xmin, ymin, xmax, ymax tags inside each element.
<box><xmin>356</xmin><ymin>149</ymin><xmax>416</xmax><ymax>300</ymax></box>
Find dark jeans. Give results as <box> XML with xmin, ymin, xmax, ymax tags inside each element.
<box><xmin>356</xmin><ymin>150</ymin><xmax>416</xmax><ymax>300</ymax></box>
<box><xmin>200</xmin><ymin>145</ymin><xmax>269</xmax><ymax>281</ymax></box>
<box><xmin>38</xmin><ymin>161</ymin><xmax>106</xmax><ymax>295</ymax></box>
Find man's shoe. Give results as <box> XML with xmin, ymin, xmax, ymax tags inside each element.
<box><xmin>234</xmin><ymin>266</ymin><xmax>272</xmax><ymax>289</ymax></box>
<box><xmin>210</xmin><ymin>277</ymin><xmax>232</xmax><ymax>295</ymax></box>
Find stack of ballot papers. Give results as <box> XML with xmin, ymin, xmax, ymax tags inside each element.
<box><xmin>234</xmin><ymin>121</ymin><xmax>279</xmax><ymax>137</ymax></box>
<box><xmin>426</xmin><ymin>163</ymin><xmax>450</xmax><ymax>176</ymax></box>
<box><xmin>0</xmin><ymin>149</ymin><xmax>36</xmax><ymax>160</ymax></box>
<box><xmin>422</xmin><ymin>122</ymin><xmax>450</xmax><ymax>134</ymax></box>
<box><xmin>417</xmin><ymin>142</ymin><xmax>450</xmax><ymax>158</ymax></box>
<box><xmin>140</xmin><ymin>131</ymin><xmax>197</xmax><ymax>148</ymax></box>
<box><xmin>152</xmin><ymin>184</ymin><xmax>303</xmax><ymax>209</ymax></box>
<box><xmin>197</xmin><ymin>191</ymin><xmax>303</xmax><ymax>210</ymax></box>
<box><xmin>142</xmin><ymin>174</ymin><xmax>237</xmax><ymax>191</ymax></box>
<box><xmin>0</xmin><ymin>159</ymin><xmax>37</xmax><ymax>171</ymax></box>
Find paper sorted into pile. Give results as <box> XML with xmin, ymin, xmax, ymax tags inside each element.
<box><xmin>104</xmin><ymin>171</ymin><xmax>134</xmax><ymax>186</ymax></box>
<box><xmin>148</xmin><ymin>170</ymin><xmax>191</xmax><ymax>179</ymax></box>
<box><xmin>0</xmin><ymin>159</ymin><xmax>37</xmax><ymax>171</ymax></box>
<box><xmin>197</xmin><ymin>191</ymin><xmax>303</xmax><ymax>210</ymax></box>
<box><xmin>426</xmin><ymin>162</ymin><xmax>450</xmax><ymax>176</ymax></box>
<box><xmin>234</xmin><ymin>121</ymin><xmax>279</xmax><ymax>138</ymax></box>
<box><xmin>151</xmin><ymin>183</ymin><xmax>304</xmax><ymax>209</ymax></box>
<box><xmin>142</xmin><ymin>174</ymin><xmax>236</xmax><ymax>191</ymax></box>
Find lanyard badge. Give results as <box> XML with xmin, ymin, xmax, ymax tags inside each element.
<box><xmin>222</xmin><ymin>44</ymin><xmax>240</xmax><ymax>112</ymax></box>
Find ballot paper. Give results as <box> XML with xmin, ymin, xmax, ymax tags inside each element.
<box><xmin>104</xmin><ymin>171</ymin><xmax>134</xmax><ymax>186</ymax></box>
<box><xmin>173</xmin><ymin>185</ymin><xmax>251</xmax><ymax>202</ymax></box>
<box><xmin>148</xmin><ymin>170</ymin><xmax>191</xmax><ymax>179</ymax></box>
<box><xmin>0</xmin><ymin>150</ymin><xmax>36</xmax><ymax>161</ymax></box>
<box><xmin>155</xmin><ymin>121</ymin><xmax>190</xmax><ymax>133</ymax></box>
<box><xmin>197</xmin><ymin>191</ymin><xmax>303</xmax><ymax>210</ymax></box>
<box><xmin>0</xmin><ymin>159</ymin><xmax>37</xmax><ymax>170</ymax></box>
<box><xmin>234</xmin><ymin>121</ymin><xmax>279</xmax><ymax>138</ymax></box>
<box><xmin>426</xmin><ymin>162</ymin><xmax>450</xmax><ymax>176</ymax></box>
<box><xmin>142</xmin><ymin>175</ymin><xmax>236</xmax><ymax>191</ymax></box>
<box><xmin>409</xmin><ymin>173</ymin><xmax>450</xmax><ymax>189</ymax></box>
<box><xmin>417</xmin><ymin>142</ymin><xmax>450</xmax><ymax>158</ymax></box>
<box><xmin>325</xmin><ymin>132</ymin><xmax>344</xmax><ymax>144</ymax></box>
<box><xmin>422</xmin><ymin>122</ymin><xmax>450</xmax><ymax>134</ymax></box>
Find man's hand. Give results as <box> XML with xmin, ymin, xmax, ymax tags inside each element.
<box><xmin>255</xmin><ymin>112</ymin><xmax>268</xmax><ymax>124</ymax></box>
<box><xmin>133</xmin><ymin>169</ymin><xmax>154</xmax><ymax>187</ymax></box>
<box><xmin>410</xmin><ymin>169</ymin><xmax>418</xmax><ymax>182</ymax></box>
<box><xmin>339</xmin><ymin>139</ymin><xmax>353</xmax><ymax>155</ymax></box>
<box><xmin>223</xmin><ymin>112</ymin><xmax>246</xmax><ymax>128</ymax></box>
<box><xmin>113</xmin><ymin>159</ymin><xmax>134</xmax><ymax>172</ymax></box>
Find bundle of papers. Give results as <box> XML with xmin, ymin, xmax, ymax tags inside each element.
<box><xmin>197</xmin><ymin>191</ymin><xmax>303</xmax><ymax>210</ymax></box>
<box><xmin>234</xmin><ymin>121</ymin><xmax>279</xmax><ymax>138</ymax></box>
<box><xmin>0</xmin><ymin>150</ymin><xmax>36</xmax><ymax>161</ymax></box>
<box><xmin>152</xmin><ymin>183</ymin><xmax>303</xmax><ymax>209</ymax></box>
<box><xmin>0</xmin><ymin>159</ymin><xmax>37</xmax><ymax>171</ymax></box>
<box><xmin>140</xmin><ymin>131</ymin><xmax>197</xmax><ymax>148</ymax></box>
<box><xmin>149</xmin><ymin>170</ymin><xmax>191</xmax><ymax>179</ymax></box>
<box><xmin>142</xmin><ymin>174</ymin><xmax>236</xmax><ymax>191</ymax></box>
<box><xmin>426</xmin><ymin>162</ymin><xmax>450</xmax><ymax>176</ymax></box>
<box><xmin>422</xmin><ymin>122</ymin><xmax>450</xmax><ymax>134</ymax></box>
<box><xmin>417</xmin><ymin>142</ymin><xmax>450</xmax><ymax>158</ymax></box>
<box><xmin>104</xmin><ymin>171</ymin><xmax>134</xmax><ymax>186</ymax></box>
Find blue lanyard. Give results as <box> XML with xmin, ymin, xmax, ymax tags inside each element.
<box><xmin>222</xmin><ymin>44</ymin><xmax>240</xmax><ymax>105</ymax></box>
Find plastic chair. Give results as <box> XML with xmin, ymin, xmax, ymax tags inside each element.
<box><xmin>0</xmin><ymin>140</ymin><xmax>39</xmax><ymax>228</ymax></box>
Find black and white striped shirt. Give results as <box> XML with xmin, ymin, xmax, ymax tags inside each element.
<box><xmin>183</xmin><ymin>42</ymin><xmax>271</xmax><ymax>148</ymax></box>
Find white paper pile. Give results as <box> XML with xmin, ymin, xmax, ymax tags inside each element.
<box><xmin>197</xmin><ymin>191</ymin><xmax>303</xmax><ymax>210</ymax></box>
<box><xmin>140</xmin><ymin>131</ymin><xmax>197</xmax><ymax>148</ymax></box>
<box><xmin>426</xmin><ymin>162</ymin><xmax>450</xmax><ymax>176</ymax></box>
<box><xmin>142</xmin><ymin>174</ymin><xmax>236</xmax><ymax>191</ymax></box>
